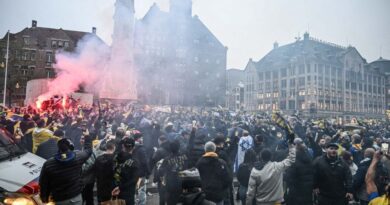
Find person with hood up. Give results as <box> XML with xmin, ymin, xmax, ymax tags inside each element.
<box><xmin>285</xmin><ymin>138</ymin><xmax>314</xmax><ymax>205</ymax></box>
<box><xmin>39</xmin><ymin>135</ymin><xmax>92</xmax><ymax>205</ymax></box>
<box><xmin>112</xmin><ymin>137</ymin><xmax>139</xmax><ymax>205</ymax></box>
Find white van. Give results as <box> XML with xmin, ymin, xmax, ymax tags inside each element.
<box><xmin>0</xmin><ymin>129</ymin><xmax>46</xmax><ymax>205</ymax></box>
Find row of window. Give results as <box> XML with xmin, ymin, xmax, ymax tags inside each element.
<box><xmin>51</xmin><ymin>40</ymin><xmax>70</xmax><ymax>49</ymax></box>
<box><xmin>12</xmin><ymin>50</ymin><xmax>53</xmax><ymax>65</ymax></box>
<box><xmin>256</xmin><ymin>100</ymin><xmax>383</xmax><ymax>114</ymax></box>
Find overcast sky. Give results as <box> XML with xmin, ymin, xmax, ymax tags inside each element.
<box><xmin>0</xmin><ymin>0</ymin><xmax>389</xmax><ymax>69</ymax></box>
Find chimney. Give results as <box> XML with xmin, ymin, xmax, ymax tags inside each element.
<box><xmin>92</xmin><ymin>27</ymin><xmax>96</xmax><ymax>34</ymax></box>
<box><xmin>303</xmin><ymin>32</ymin><xmax>309</xmax><ymax>41</ymax></box>
<box><xmin>32</xmin><ymin>20</ymin><xmax>37</xmax><ymax>28</ymax></box>
<box><xmin>273</xmin><ymin>41</ymin><xmax>279</xmax><ymax>49</ymax></box>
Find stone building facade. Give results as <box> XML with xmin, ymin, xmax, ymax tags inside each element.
<box><xmin>226</xmin><ymin>68</ymin><xmax>245</xmax><ymax>110</ymax></box>
<box><xmin>134</xmin><ymin>0</ymin><xmax>227</xmax><ymax>106</ymax></box>
<box><xmin>244</xmin><ymin>33</ymin><xmax>386</xmax><ymax>119</ymax></box>
<box><xmin>368</xmin><ymin>57</ymin><xmax>390</xmax><ymax>110</ymax></box>
<box><xmin>0</xmin><ymin>20</ymin><xmax>95</xmax><ymax>106</ymax></box>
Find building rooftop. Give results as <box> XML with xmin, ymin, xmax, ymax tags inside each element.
<box><xmin>252</xmin><ymin>32</ymin><xmax>365</xmax><ymax>70</ymax></box>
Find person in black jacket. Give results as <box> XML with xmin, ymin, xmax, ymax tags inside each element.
<box><xmin>246</xmin><ymin>134</ymin><xmax>264</xmax><ymax>162</ymax></box>
<box><xmin>188</xmin><ymin>128</ymin><xmax>206</xmax><ymax>168</ymax></box>
<box><xmin>150</xmin><ymin>135</ymin><xmax>170</xmax><ymax>205</ymax></box>
<box><xmin>196</xmin><ymin>141</ymin><xmax>233</xmax><ymax>204</ymax></box>
<box><xmin>214</xmin><ymin>133</ymin><xmax>234</xmax><ymax>205</ymax></box>
<box><xmin>112</xmin><ymin>137</ymin><xmax>139</xmax><ymax>205</ymax></box>
<box><xmin>158</xmin><ymin>139</ymin><xmax>189</xmax><ymax>205</ymax></box>
<box><xmin>94</xmin><ymin>140</ymin><xmax>116</xmax><ymax>203</ymax></box>
<box><xmin>132</xmin><ymin>132</ymin><xmax>149</xmax><ymax>205</ymax></box>
<box><xmin>313</xmin><ymin>143</ymin><xmax>353</xmax><ymax>205</ymax></box>
<box><xmin>39</xmin><ymin>135</ymin><xmax>92</xmax><ymax>204</ymax></box>
<box><xmin>285</xmin><ymin>138</ymin><xmax>314</xmax><ymax>205</ymax></box>
<box><xmin>237</xmin><ymin>149</ymin><xmax>256</xmax><ymax>205</ymax></box>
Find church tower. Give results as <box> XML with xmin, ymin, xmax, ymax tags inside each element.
<box><xmin>170</xmin><ymin>0</ymin><xmax>192</xmax><ymax>17</ymax></box>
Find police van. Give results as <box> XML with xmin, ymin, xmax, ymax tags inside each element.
<box><xmin>0</xmin><ymin>129</ymin><xmax>45</xmax><ymax>205</ymax></box>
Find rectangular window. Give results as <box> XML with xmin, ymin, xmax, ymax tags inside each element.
<box><xmin>22</xmin><ymin>52</ymin><xmax>28</xmax><ymax>60</ymax></box>
<box><xmin>258</xmin><ymin>72</ymin><xmax>264</xmax><ymax>81</ymax></box>
<box><xmin>272</xmin><ymin>71</ymin><xmax>278</xmax><ymax>79</ymax></box>
<box><xmin>64</xmin><ymin>41</ymin><xmax>69</xmax><ymax>48</ymax></box>
<box><xmin>331</xmin><ymin>67</ymin><xmax>336</xmax><ymax>77</ymax></box>
<box><xmin>325</xmin><ymin>65</ymin><xmax>330</xmax><ymax>75</ymax></box>
<box><xmin>290</xmin><ymin>79</ymin><xmax>296</xmax><ymax>87</ymax></box>
<box><xmin>23</xmin><ymin>37</ymin><xmax>29</xmax><ymax>45</ymax></box>
<box><xmin>281</xmin><ymin>80</ymin><xmax>287</xmax><ymax>88</ymax></box>
<box><xmin>281</xmin><ymin>68</ymin><xmax>287</xmax><ymax>77</ymax></box>
<box><xmin>299</xmin><ymin>77</ymin><xmax>305</xmax><ymax>87</ymax></box>
<box><xmin>318</xmin><ymin>64</ymin><xmax>324</xmax><ymax>74</ymax></box>
<box><xmin>289</xmin><ymin>67</ymin><xmax>295</xmax><ymax>76</ymax></box>
<box><xmin>298</xmin><ymin>65</ymin><xmax>305</xmax><ymax>74</ymax></box>
<box><xmin>306</xmin><ymin>64</ymin><xmax>311</xmax><ymax>73</ymax></box>
<box><xmin>31</xmin><ymin>51</ymin><xmax>36</xmax><ymax>61</ymax></box>
<box><xmin>346</xmin><ymin>81</ymin><xmax>350</xmax><ymax>89</ymax></box>
<box><xmin>46</xmin><ymin>52</ymin><xmax>53</xmax><ymax>66</ymax></box>
<box><xmin>51</xmin><ymin>40</ymin><xmax>57</xmax><ymax>48</ymax></box>
<box><xmin>265</xmin><ymin>71</ymin><xmax>271</xmax><ymax>79</ymax></box>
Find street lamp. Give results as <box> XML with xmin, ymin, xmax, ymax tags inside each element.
<box><xmin>2</xmin><ymin>30</ymin><xmax>10</xmax><ymax>107</ymax></box>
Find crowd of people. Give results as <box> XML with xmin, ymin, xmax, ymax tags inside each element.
<box><xmin>2</xmin><ymin>102</ymin><xmax>390</xmax><ymax>205</ymax></box>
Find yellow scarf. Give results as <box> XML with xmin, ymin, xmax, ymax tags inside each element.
<box><xmin>203</xmin><ymin>152</ymin><xmax>218</xmax><ymax>158</ymax></box>
<box><xmin>369</xmin><ymin>195</ymin><xmax>389</xmax><ymax>205</ymax></box>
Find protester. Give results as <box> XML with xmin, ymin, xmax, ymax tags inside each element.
<box><xmin>4</xmin><ymin>101</ymin><xmax>390</xmax><ymax>205</ymax></box>
<box><xmin>39</xmin><ymin>136</ymin><xmax>92</xmax><ymax>204</ymax></box>
<box><xmin>237</xmin><ymin>150</ymin><xmax>256</xmax><ymax>205</ymax></box>
<box><xmin>365</xmin><ymin>151</ymin><xmax>390</xmax><ymax>205</ymax></box>
<box><xmin>234</xmin><ymin>130</ymin><xmax>253</xmax><ymax>172</ymax></box>
<box><xmin>158</xmin><ymin>139</ymin><xmax>188</xmax><ymax>205</ymax></box>
<box><xmin>112</xmin><ymin>137</ymin><xmax>139</xmax><ymax>205</ymax></box>
<box><xmin>93</xmin><ymin>140</ymin><xmax>116</xmax><ymax>204</ymax></box>
<box><xmin>354</xmin><ymin>148</ymin><xmax>376</xmax><ymax>205</ymax></box>
<box><xmin>246</xmin><ymin>134</ymin><xmax>296</xmax><ymax>205</ymax></box>
<box><xmin>285</xmin><ymin>137</ymin><xmax>314</xmax><ymax>205</ymax></box>
<box><xmin>35</xmin><ymin>130</ymin><xmax>63</xmax><ymax>159</ymax></box>
<box><xmin>313</xmin><ymin>142</ymin><xmax>353</xmax><ymax>205</ymax></box>
<box><xmin>196</xmin><ymin>141</ymin><xmax>233</xmax><ymax>205</ymax></box>
<box><xmin>32</xmin><ymin>119</ymin><xmax>54</xmax><ymax>153</ymax></box>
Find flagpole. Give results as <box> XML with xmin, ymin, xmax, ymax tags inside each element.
<box><xmin>3</xmin><ymin>30</ymin><xmax>10</xmax><ymax>106</ymax></box>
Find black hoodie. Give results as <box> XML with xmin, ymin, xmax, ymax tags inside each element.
<box><xmin>285</xmin><ymin>148</ymin><xmax>314</xmax><ymax>205</ymax></box>
<box><xmin>94</xmin><ymin>153</ymin><xmax>115</xmax><ymax>202</ymax></box>
<box><xmin>113</xmin><ymin>151</ymin><xmax>139</xmax><ymax>199</ymax></box>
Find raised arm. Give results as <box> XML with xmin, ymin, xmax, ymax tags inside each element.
<box><xmin>365</xmin><ymin>151</ymin><xmax>381</xmax><ymax>196</ymax></box>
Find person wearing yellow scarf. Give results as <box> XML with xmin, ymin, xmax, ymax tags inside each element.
<box><xmin>366</xmin><ymin>151</ymin><xmax>390</xmax><ymax>205</ymax></box>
